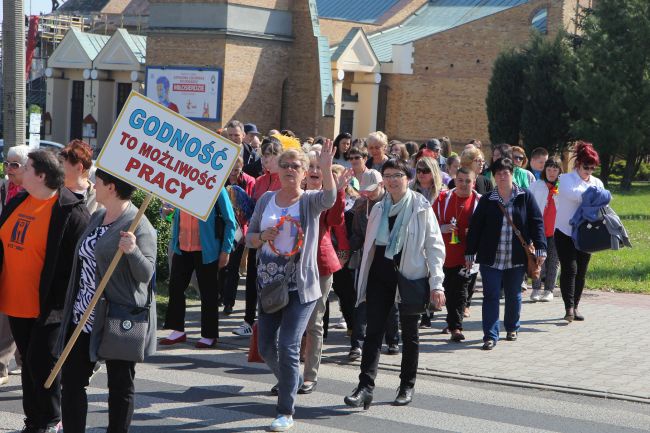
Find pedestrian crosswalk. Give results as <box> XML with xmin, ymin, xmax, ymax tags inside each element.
<box><xmin>2</xmin><ymin>342</ymin><xmax>649</xmax><ymax>432</ymax></box>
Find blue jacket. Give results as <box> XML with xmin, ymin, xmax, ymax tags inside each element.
<box><xmin>171</xmin><ymin>191</ymin><xmax>236</xmax><ymax>264</ymax></box>
<box><xmin>570</xmin><ymin>186</ymin><xmax>611</xmax><ymax>245</ymax></box>
<box><xmin>466</xmin><ymin>187</ymin><xmax>546</xmax><ymax>267</ymax></box>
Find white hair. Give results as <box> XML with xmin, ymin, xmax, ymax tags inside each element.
<box><xmin>7</xmin><ymin>145</ymin><xmax>30</xmax><ymax>164</ymax></box>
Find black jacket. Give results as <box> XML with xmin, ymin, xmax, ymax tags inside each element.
<box><xmin>242</xmin><ymin>143</ymin><xmax>263</xmax><ymax>177</ymax></box>
<box><xmin>0</xmin><ymin>188</ymin><xmax>90</xmax><ymax>321</ymax></box>
<box><xmin>465</xmin><ymin>188</ymin><xmax>546</xmax><ymax>267</ymax></box>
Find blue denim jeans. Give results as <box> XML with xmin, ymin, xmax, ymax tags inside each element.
<box><xmin>258</xmin><ymin>291</ymin><xmax>316</xmax><ymax>416</ymax></box>
<box><xmin>480</xmin><ymin>265</ymin><xmax>526</xmax><ymax>343</ymax></box>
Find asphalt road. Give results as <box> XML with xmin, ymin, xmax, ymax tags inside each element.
<box><xmin>2</xmin><ymin>344</ymin><xmax>649</xmax><ymax>433</ymax></box>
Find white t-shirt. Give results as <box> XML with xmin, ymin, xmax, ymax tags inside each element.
<box><xmin>260</xmin><ymin>196</ymin><xmax>301</xmax><ymax>256</ymax></box>
<box><xmin>555</xmin><ymin>170</ymin><xmax>604</xmax><ymax>236</ymax></box>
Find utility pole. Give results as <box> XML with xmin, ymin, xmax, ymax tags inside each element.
<box><xmin>2</xmin><ymin>0</ymin><xmax>26</xmax><ymax>153</ymax></box>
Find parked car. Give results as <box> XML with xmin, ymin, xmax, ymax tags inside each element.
<box><xmin>0</xmin><ymin>139</ymin><xmax>65</xmax><ymax>162</ymax></box>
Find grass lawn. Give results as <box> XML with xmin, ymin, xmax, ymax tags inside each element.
<box><xmin>586</xmin><ymin>182</ymin><xmax>650</xmax><ymax>293</ymax></box>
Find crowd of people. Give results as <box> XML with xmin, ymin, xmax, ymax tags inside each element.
<box><xmin>0</xmin><ymin>121</ymin><xmax>612</xmax><ymax>432</ymax></box>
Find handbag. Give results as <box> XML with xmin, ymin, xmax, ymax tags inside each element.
<box><xmin>575</xmin><ymin>209</ymin><xmax>612</xmax><ymax>253</ymax></box>
<box><xmin>97</xmin><ymin>279</ymin><xmax>153</xmax><ymax>363</ymax></box>
<box><xmin>258</xmin><ymin>254</ymin><xmax>297</xmax><ymax>314</ymax></box>
<box><xmin>247</xmin><ymin>322</ymin><xmax>264</xmax><ymax>363</ymax></box>
<box><xmin>498</xmin><ymin>203</ymin><xmax>541</xmax><ymax>280</ymax></box>
<box><xmin>394</xmin><ymin>259</ymin><xmax>430</xmax><ymax>316</ymax></box>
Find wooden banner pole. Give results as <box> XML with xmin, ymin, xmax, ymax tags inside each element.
<box><xmin>45</xmin><ymin>194</ymin><xmax>154</xmax><ymax>389</ymax></box>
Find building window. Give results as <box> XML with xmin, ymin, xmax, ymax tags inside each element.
<box><xmin>116</xmin><ymin>83</ymin><xmax>132</xmax><ymax>118</ymax></box>
<box><xmin>531</xmin><ymin>8</ymin><xmax>548</xmax><ymax>35</ymax></box>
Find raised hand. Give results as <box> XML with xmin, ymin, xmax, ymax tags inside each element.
<box><xmin>319</xmin><ymin>138</ymin><xmax>335</xmax><ymax>171</ymax></box>
<box><xmin>335</xmin><ymin>168</ymin><xmax>355</xmax><ymax>191</ymax></box>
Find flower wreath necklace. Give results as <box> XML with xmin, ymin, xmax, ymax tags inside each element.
<box><xmin>269</xmin><ymin>191</ymin><xmax>304</xmax><ymax>257</ymax></box>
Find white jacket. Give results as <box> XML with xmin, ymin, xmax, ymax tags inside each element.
<box><xmin>529</xmin><ymin>179</ymin><xmax>557</xmax><ymax>216</ymax></box>
<box><xmin>555</xmin><ymin>170</ymin><xmax>604</xmax><ymax>236</ymax></box>
<box><xmin>356</xmin><ymin>192</ymin><xmax>445</xmax><ymax>307</ymax></box>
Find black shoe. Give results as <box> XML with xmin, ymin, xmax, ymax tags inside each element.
<box><xmin>393</xmin><ymin>386</ymin><xmax>414</xmax><ymax>406</ymax></box>
<box><xmin>270</xmin><ymin>384</ymin><xmax>279</xmax><ymax>396</ymax></box>
<box><xmin>564</xmin><ymin>308</ymin><xmax>575</xmax><ymax>322</ymax></box>
<box><xmin>387</xmin><ymin>344</ymin><xmax>400</xmax><ymax>355</ymax></box>
<box><xmin>482</xmin><ymin>340</ymin><xmax>495</xmax><ymax>350</ymax></box>
<box><xmin>298</xmin><ymin>381</ymin><xmax>317</xmax><ymax>394</ymax></box>
<box><xmin>344</xmin><ymin>387</ymin><xmax>373</xmax><ymax>410</ymax></box>
<box><xmin>419</xmin><ymin>314</ymin><xmax>432</xmax><ymax>328</ymax></box>
<box><xmin>348</xmin><ymin>347</ymin><xmax>362</xmax><ymax>361</ymax></box>
<box><xmin>506</xmin><ymin>331</ymin><xmax>518</xmax><ymax>341</ymax></box>
<box><xmin>574</xmin><ymin>309</ymin><xmax>585</xmax><ymax>321</ymax></box>
<box><xmin>223</xmin><ymin>305</ymin><xmax>233</xmax><ymax>315</ymax></box>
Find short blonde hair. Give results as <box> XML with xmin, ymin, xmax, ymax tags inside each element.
<box><xmin>278</xmin><ymin>149</ymin><xmax>309</xmax><ymax>171</ymax></box>
<box><xmin>367</xmin><ymin>131</ymin><xmax>388</xmax><ymax>149</ymax></box>
<box><xmin>460</xmin><ymin>147</ymin><xmax>484</xmax><ymax>169</ymax></box>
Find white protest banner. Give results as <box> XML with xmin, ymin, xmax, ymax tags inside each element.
<box><xmin>95</xmin><ymin>91</ymin><xmax>240</xmax><ymax>221</ymax></box>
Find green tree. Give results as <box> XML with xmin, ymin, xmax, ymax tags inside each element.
<box><xmin>569</xmin><ymin>0</ymin><xmax>650</xmax><ymax>189</ymax></box>
<box><xmin>486</xmin><ymin>49</ymin><xmax>527</xmax><ymax>146</ymax></box>
<box><xmin>520</xmin><ymin>32</ymin><xmax>577</xmax><ymax>155</ymax></box>
<box><xmin>131</xmin><ymin>191</ymin><xmax>172</xmax><ymax>282</ymax></box>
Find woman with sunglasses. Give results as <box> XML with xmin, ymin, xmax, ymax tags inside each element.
<box><xmin>410</xmin><ymin>157</ymin><xmax>444</xmax><ymax>205</ymax></box>
<box><xmin>347</xmin><ymin>146</ymin><xmax>368</xmax><ymax>183</ymax></box>
<box><xmin>345</xmin><ymin>158</ymin><xmax>445</xmax><ymax>409</ymax></box>
<box><xmin>247</xmin><ymin>143</ymin><xmax>336</xmax><ymax>432</ymax></box>
<box><xmin>510</xmin><ymin>146</ymin><xmax>536</xmax><ymax>189</ymax></box>
<box><xmin>554</xmin><ymin>141</ymin><xmax>603</xmax><ymax>322</ymax></box>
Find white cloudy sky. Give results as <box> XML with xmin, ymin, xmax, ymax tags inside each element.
<box><xmin>0</xmin><ymin>1</ymin><xmax>54</xmax><ymax>23</ymax></box>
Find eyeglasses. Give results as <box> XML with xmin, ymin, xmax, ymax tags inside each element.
<box><xmin>3</xmin><ymin>161</ymin><xmax>23</xmax><ymax>170</ymax></box>
<box><xmin>416</xmin><ymin>168</ymin><xmax>431</xmax><ymax>174</ymax></box>
<box><xmin>582</xmin><ymin>165</ymin><xmax>596</xmax><ymax>171</ymax></box>
<box><xmin>348</xmin><ymin>155</ymin><xmax>363</xmax><ymax>160</ymax></box>
<box><xmin>383</xmin><ymin>173</ymin><xmax>406</xmax><ymax>180</ymax></box>
<box><xmin>278</xmin><ymin>161</ymin><xmax>303</xmax><ymax>170</ymax></box>
<box><xmin>513</xmin><ymin>155</ymin><xmax>525</xmax><ymax>162</ymax></box>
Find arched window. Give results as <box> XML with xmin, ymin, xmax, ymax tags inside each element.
<box><xmin>531</xmin><ymin>8</ymin><xmax>548</xmax><ymax>35</ymax></box>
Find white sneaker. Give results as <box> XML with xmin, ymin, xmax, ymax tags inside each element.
<box><xmin>540</xmin><ymin>291</ymin><xmax>554</xmax><ymax>302</ymax></box>
<box><xmin>530</xmin><ymin>289</ymin><xmax>542</xmax><ymax>302</ymax></box>
<box><xmin>270</xmin><ymin>415</ymin><xmax>294</xmax><ymax>431</ymax></box>
<box><xmin>233</xmin><ymin>322</ymin><xmax>253</xmax><ymax>337</ymax></box>
<box><xmin>334</xmin><ymin>317</ymin><xmax>347</xmax><ymax>329</ymax></box>
<box><xmin>9</xmin><ymin>367</ymin><xmax>21</xmax><ymax>375</ymax></box>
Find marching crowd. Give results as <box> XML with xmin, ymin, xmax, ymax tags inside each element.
<box><xmin>0</xmin><ymin>120</ymin><xmax>629</xmax><ymax>433</ymax></box>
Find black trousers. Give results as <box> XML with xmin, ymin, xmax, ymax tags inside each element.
<box><xmin>359</xmin><ymin>253</ymin><xmax>419</xmax><ymax>391</ymax></box>
<box><xmin>165</xmin><ymin>250</ymin><xmax>220</xmax><ymax>338</ymax></box>
<box><xmin>350</xmin><ymin>302</ymin><xmax>399</xmax><ymax>350</ymax></box>
<box><xmin>218</xmin><ymin>243</ymin><xmax>245</xmax><ymax>308</ymax></box>
<box><xmin>244</xmin><ymin>248</ymin><xmax>258</xmax><ymax>325</ymax></box>
<box><xmin>555</xmin><ymin>229</ymin><xmax>592</xmax><ymax>310</ymax></box>
<box><xmin>466</xmin><ymin>273</ymin><xmax>478</xmax><ymax>309</ymax></box>
<box><xmin>8</xmin><ymin>317</ymin><xmax>61</xmax><ymax>429</ymax></box>
<box><xmin>61</xmin><ymin>331</ymin><xmax>136</xmax><ymax>433</ymax></box>
<box><xmin>444</xmin><ymin>266</ymin><xmax>470</xmax><ymax>330</ymax></box>
<box><xmin>332</xmin><ymin>267</ymin><xmax>356</xmax><ymax>328</ymax></box>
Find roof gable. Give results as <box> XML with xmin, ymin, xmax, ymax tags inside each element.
<box><xmin>47</xmin><ymin>28</ymin><xmax>109</xmax><ymax>69</ymax></box>
<box><xmin>368</xmin><ymin>0</ymin><xmax>531</xmax><ymax>62</ymax></box>
<box><xmin>94</xmin><ymin>28</ymin><xmax>146</xmax><ymax>70</ymax></box>
<box><xmin>331</xmin><ymin>28</ymin><xmax>380</xmax><ymax>73</ymax></box>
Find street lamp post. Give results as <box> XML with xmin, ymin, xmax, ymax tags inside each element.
<box><xmin>2</xmin><ymin>0</ymin><xmax>26</xmax><ymax>154</ymax></box>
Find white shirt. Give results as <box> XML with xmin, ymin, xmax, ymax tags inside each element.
<box><xmin>555</xmin><ymin>170</ymin><xmax>604</xmax><ymax>236</ymax></box>
<box><xmin>260</xmin><ymin>196</ymin><xmax>301</xmax><ymax>256</ymax></box>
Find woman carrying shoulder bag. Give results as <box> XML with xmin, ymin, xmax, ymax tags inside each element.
<box><xmin>58</xmin><ymin>169</ymin><xmax>157</xmax><ymax>433</ymax></box>
<box><xmin>344</xmin><ymin>158</ymin><xmax>445</xmax><ymax>409</ymax></box>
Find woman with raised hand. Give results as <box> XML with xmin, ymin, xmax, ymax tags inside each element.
<box><xmin>59</xmin><ymin>169</ymin><xmax>156</xmax><ymax>433</ymax></box>
<box><xmin>344</xmin><ymin>158</ymin><xmax>445</xmax><ymax>409</ymax></box>
<box><xmin>246</xmin><ymin>142</ymin><xmax>336</xmax><ymax>432</ymax></box>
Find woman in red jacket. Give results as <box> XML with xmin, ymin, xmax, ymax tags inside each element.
<box><xmin>299</xmin><ymin>150</ymin><xmax>352</xmax><ymax>394</ymax></box>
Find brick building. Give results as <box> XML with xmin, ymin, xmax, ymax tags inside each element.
<box><xmin>49</xmin><ymin>0</ymin><xmax>592</xmax><ymax>147</ymax></box>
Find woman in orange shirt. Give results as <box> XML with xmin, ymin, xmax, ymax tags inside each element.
<box><xmin>0</xmin><ymin>149</ymin><xmax>89</xmax><ymax>433</ymax></box>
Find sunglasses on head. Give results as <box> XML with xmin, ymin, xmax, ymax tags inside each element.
<box><xmin>3</xmin><ymin>161</ymin><xmax>22</xmax><ymax>169</ymax></box>
<box><xmin>416</xmin><ymin>167</ymin><xmax>431</xmax><ymax>174</ymax></box>
<box><xmin>278</xmin><ymin>161</ymin><xmax>303</xmax><ymax>170</ymax></box>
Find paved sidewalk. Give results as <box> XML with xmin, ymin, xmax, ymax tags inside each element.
<box><xmin>208</xmin><ymin>286</ymin><xmax>650</xmax><ymax>403</ymax></box>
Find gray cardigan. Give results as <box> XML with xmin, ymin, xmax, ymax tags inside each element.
<box><xmin>57</xmin><ymin>203</ymin><xmax>157</xmax><ymax>362</ymax></box>
<box><xmin>246</xmin><ymin>188</ymin><xmax>336</xmax><ymax>304</ymax></box>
